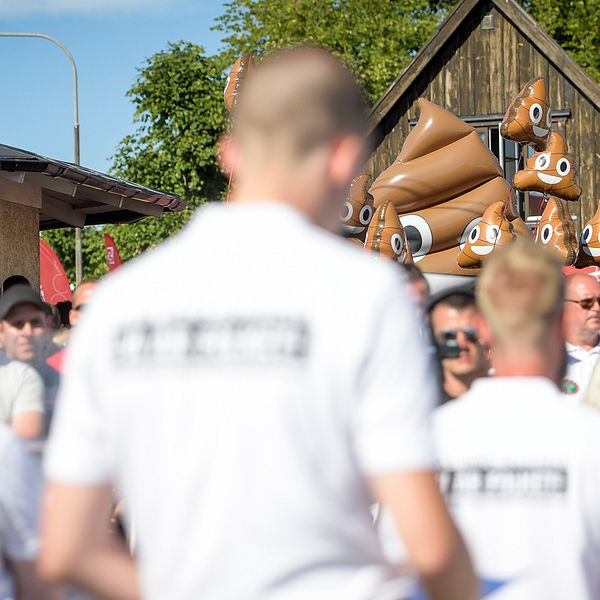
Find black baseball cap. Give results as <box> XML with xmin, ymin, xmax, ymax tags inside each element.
<box><xmin>0</xmin><ymin>285</ymin><xmax>46</xmax><ymax>321</ymax></box>
<box><xmin>425</xmin><ymin>281</ymin><xmax>476</xmax><ymax>314</ymax></box>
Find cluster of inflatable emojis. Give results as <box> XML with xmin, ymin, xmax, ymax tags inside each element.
<box><xmin>344</xmin><ymin>77</ymin><xmax>600</xmax><ymax>271</ymax></box>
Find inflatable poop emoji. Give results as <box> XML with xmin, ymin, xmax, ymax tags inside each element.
<box><xmin>365</xmin><ymin>200</ymin><xmax>413</xmax><ymax>264</ymax></box>
<box><xmin>535</xmin><ymin>197</ymin><xmax>577</xmax><ymax>265</ymax></box>
<box><xmin>224</xmin><ymin>55</ymin><xmax>255</xmax><ymax>112</ymax></box>
<box><xmin>513</xmin><ymin>131</ymin><xmax>582</xmax><ymax>201</ymax></box>
<box><xmin>341</xmin><ymin>175</ymin><xmax>374</xmax><ymax>241</ymax></box>
<box><xmin>457</xmin><ymin>201</ymin><xmax>514</xmax><ymax>268</ymax></box>
<box><xmin>503</xmin><ymin>188</ymin><xmax>531</xmax><ymax>239</ymax></box>
<box><xmin>370</xmin><ymin>99</ymin><xmax>503</xmax><ymax>213</ymax></box>
<box><xmin>575</xmin><ymin>201</ymin><xmax>600</xmax><ymax>267</ymax></box>
<box><xmin>500</xmin><ymin>78</ymin><xmax>551</xmax><ymax>151</ymax></box>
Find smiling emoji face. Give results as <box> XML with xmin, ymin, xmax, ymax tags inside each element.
<box><xmin>457</xmin><ymin>201</ymin><xmax>514</xmax><ymax>268</ymax></box>
<box><xmin>578</xmin><ymin>202</ymin><xmax>600</xmax><ymax>264</ymax></box>
<box><xmin>513</xmin><ymin>131</ymin><xmax>582</xmax><ymax>201</ymax></box>
<box><xmin>340</xmin><ymin>175</ymin><xmax>375</xmax><ymax>240</ymax></box>
<box><xmin>365</xmin><ymin>200</ymin><xmax>413</xmax><ymax>264</ymax></box>
<box><xmin>500</xmin><ymin>78</ymin><xmax>551</xmax><ymax>151</ymax></box>
<box><xmin>535</xmin><ymin>197</ymin><xmax>577</xmax><ymax>265</ymax></box>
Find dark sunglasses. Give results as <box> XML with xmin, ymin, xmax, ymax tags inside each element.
<box><xmin>565</xmin><ymin>296</ymin><xmax>600</xmax><ymax>310</ymax></box>
<box><xmin>5</xmin><ymin>317</ymin><xmax>46</xmax><ymax>330</ymax></box>
<box><xmin>439</xmin><ymin>327</ymin><xmax>478</xmax><ymax>343</ymax></box>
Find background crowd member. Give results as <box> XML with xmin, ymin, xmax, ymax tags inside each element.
<box><xmin>561</xmin><ymin>272</ymin><xmax>600</xmax><ymax>400</ymax></box>
<box><xmin>0</xmin><ymin>286</ymin><xmax>59</xmax><ymax>432</ymax></box>
<box><xmin>434</xmin><ymin>240</ymin><xmax>600</xmax><ymax>599</ymax></box>
<box><xmin>69</xmin><ymin>280</ymin><xmax>97</xmax><ymax>329</ymax></box>
<box><xmin>427</xmin><ymin>287</ymin><xmax>489</xmax><ymax>404</ymax></box>
<box><xmin>41</xmin><ymin>47</ymin><xmax>477</xmax><ymax>600</ymax></box>
<box><xmin>399</xmin><ymin>263</ymin><xmax>430</xmax><ymax>311</ymax></box>
<box><xmin>0</xmin><ymin>421</ymin><xmax>62</xmax><ymax>599</ymax></box>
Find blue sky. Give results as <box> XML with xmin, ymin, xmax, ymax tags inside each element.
<box><xmin>0</xmin><ymin>0</ymin><xmax>227</xmax><ymax>172</ymax></box>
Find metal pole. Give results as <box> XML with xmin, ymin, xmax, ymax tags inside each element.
<box><xmin>0</xmin><ymin>32</ymin><xmax>83</xmax><ymax>286</ymax></box>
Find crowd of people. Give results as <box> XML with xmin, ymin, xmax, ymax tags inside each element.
<box><xmin>1</xmin><ymin>46</ymin><xmax>599</xmax><ymax>600</ymax></box>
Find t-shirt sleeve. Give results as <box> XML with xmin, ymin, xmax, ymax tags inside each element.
<box><xmin>44</xmin><ymin>299</ymin><xmax>113</xmax><ymax>486</ymax></box>
<box><xmin>352</xmin><ymin>275</ymin><xmax>436</xmax><ymax>475</ymax></box>
<box><xmin>0</xmin><ymin>431</ymin><xmax>41</xmax><ymax>560</ymax></box>
<box><xmin>11</xmin><ymin>363</ymin><xmax>44</xmax><ymax>416</ymax></box>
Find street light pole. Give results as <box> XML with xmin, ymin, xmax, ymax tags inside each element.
<box><xmin>0</xmin><ymin>32</ymin><xmax>83</xmax><ymax>286</ymax></box>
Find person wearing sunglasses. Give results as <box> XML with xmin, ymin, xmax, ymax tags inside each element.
<box><xmin>68</xmin><ymin>279</ymin><xmax>98</xmax><ymax>329</ymax></box>
<box><xmin>562</xmin><ymin>273</ymin><xmax>600</xmax><ymax>401</ymax></box>
<box><xmin>427</xmin><ymin>287</ymin><xmax>490</xmax><ymax>404</ymax></box>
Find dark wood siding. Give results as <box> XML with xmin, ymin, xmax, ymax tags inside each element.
<box><xmin>368</xmin><ymin>2</ymin><xmax>600</xmax><ymax>225</ymax></box>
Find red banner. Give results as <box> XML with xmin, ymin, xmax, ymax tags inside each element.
<box><xmin>103</xmin><ymin>234</ymin><xmax>122</xmax><ymax>271</ymax></box>
<box><xmin>39</xmin><ymin>239</ymin><xmax>72</xmax><ymax>303</ymax></box>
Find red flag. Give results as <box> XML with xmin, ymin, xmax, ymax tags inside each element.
<box><xmin>103</xmin><ymin>233</ymin><xmax>122</xmax><ymax>271</ymax></box>
<box><xmin>39</xmin><ymin>239</ymin><xmax>73</xmax><ymax>303</ymax></box>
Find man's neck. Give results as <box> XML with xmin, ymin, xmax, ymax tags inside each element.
<box><xmin>566</xmin><ymin>334</ymin><xmax>599</xmax><ymax>352</ymax></box>
<box><xmin>492</xmin><ymin>354</ymin><xmax>559</xmax><ymax>383</ymax></box>
<box><xmin>443</xmin><ymin>370</ymin><xmax>482</xmax><ymax>399</ymax></box>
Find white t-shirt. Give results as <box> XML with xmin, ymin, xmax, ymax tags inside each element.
<box><xmin>562</xmin><ymin>342</ymin><xmax>600</xmax><ymax>401</ymax></box>
<box><xmin>434</xmin><ymin>377</ymin><xmax>600</xmax><ymax>600</ymax></box>
<box><xmin>0</xmin><ymin>355</ymin><xmax>44</xmax><ymax>425</ymax></box>
<box><xmin>45</xmin><ymin>202</ymin><xmax>436</xmax><ymax>600</ymax></box>
<box><xmin>0</xmin><ymin>423</ymin><xmax>41</xmax><ymax>599</ymax></box>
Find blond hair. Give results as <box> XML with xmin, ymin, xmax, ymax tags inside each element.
<box><xmin>232</xmin><ymin>46</ymin><xmax>367</xmax><ymax>160</ymax></box>
<box><xmin>476</xmin><ymin>239</ymin><xmax>564</xmax><ymax>349</ymax></box>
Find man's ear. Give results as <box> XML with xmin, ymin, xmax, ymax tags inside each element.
<box><xmin>217</xmin><ymin>134</ymin><xmax>239</xmax><ymax>176</ymax></box>
<box><xmin>327</xmin><ymin>134</ymin><xmax>366</xmax><ymax>189</ymax></box>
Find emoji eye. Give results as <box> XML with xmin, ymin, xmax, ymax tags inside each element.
<box><xmin>390</xmin><ymin>233</ymin><xmax>403</xmax><ymax>255</ymax></box>
<box><xmin>341</xmin><ymin>202</ymin><xmax>353</xmax><ymax>222</ymax></box>
<box><xmin>459</xmin><ymin>217</ymin><xmax>482</xmax><ymax>250</ymax></box>
<box><xmin>399</xmin><ymin>214</ymin><xmax>433</xmax><ymax>259</ymax></box>
<box><xmin>529</xmin><ymin>103</ymin><xmax>543</xmax><ymax>125</ymax></box>
<box><xmin>541</xmin><ymin>224</ymin><xmax>553</xmax><ymax>244</ymax></box>
<box><xmin>535</xmin><ymin>153</ymin><xmax>551</xmax><ymax>170</ymax></box>
<box><xmin>582</xmin><ymin>225</ymin><xmax>592</xmax><ymax>244</ymax></box>
<box><xmin>556</xmin><ymin>158</ymin><xmax>571</xmax><ymax>176</ymax></box>
<box><xmin>359</xmin><ymin>205</ymin><xmax>374</xmax><ymax>226</ymax></box>
<box><xmin>469</xmin><ymin>225</ymin><xmax>481</xmax><ymax>243</ymax></box>
<box><xmin>485</xmin><ymin>225</ymin><xmax>501</xmax><ymax>244</ymax></box>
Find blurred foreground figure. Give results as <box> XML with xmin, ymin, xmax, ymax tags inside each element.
<box><xmin>434</xmin><ymin>239</ymin><xmax>600</xmax><ymax>599</ymax></box>
<box><xmin>561</xmin><ymin>273</ymin><xmax>600</xmax><ymax>401</ymax></box>
<box><xmin>41</xmin><ymin>47</ymin><xmax>476</xmax><ymax>600</ymax></box>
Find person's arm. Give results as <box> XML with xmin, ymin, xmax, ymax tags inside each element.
<box><xmin>370</xmin><ymin>472</ymin><xmax>478</xmax><ymax>600</ymax></box>
<box><xmin>7</xmin><ymin>559</ymin><xmax>64</xmax><ymax>600</ymax></box>
<box><xmin>38</xmin><ymin>483</ymin><xmax>140</xmax><ymax>600</ymax></box>
<box><xmin>11</xmin><ymin>411</ymin><xmax>44</xmax><ymax>440</ymax></box>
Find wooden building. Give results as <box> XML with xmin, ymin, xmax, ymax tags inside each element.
<box><xmin>367</xmin><ymin>0</ymin><xmax>600</xmax><ymax>232</ymax></box>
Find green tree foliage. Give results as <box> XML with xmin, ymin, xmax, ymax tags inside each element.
<box><xmin>213</xmin><ymin>0</ymin><xmax>451</xmax><ymax>104</ymax></box>
<box><xmin>521</xmin><ymin>0</ymin><xmax>600</xmax><ymax>83</ymax></box>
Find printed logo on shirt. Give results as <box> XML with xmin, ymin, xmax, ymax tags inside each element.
<box><xmin>561</xmin><ymin>378</ymin><xmax>579</xmax><ymax>395</ymax></box>
<box><xmin>113</xmin><ymin>317</ymin><xmax>311</xmax><ymax>368</ymax></box>
<box><xmin>440</xmin><ymin>466</ymin><xmax>568</xmax><ymax>499</ymax></box>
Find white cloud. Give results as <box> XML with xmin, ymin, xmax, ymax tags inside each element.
<box><xmin>0</xmin><ymin>0</ymin><xmax>185</xmax><ymax>16</ymax></box>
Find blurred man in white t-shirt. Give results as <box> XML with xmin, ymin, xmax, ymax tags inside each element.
<box><xmin>434</xmin><ymin>239</ymin><xmax>600</xmax><ymax>599</ymax></box>
<box><xmin>561</xmin><ymin>273</ymin><xmax>600</xmax><ymax>401</ymax></box>
<box><xmin>40</xmin><ymin>47</ymin><xmax>476</xmax><ymax>600</ymax></box>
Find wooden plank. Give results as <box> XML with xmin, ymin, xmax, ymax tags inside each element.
<box><xmin>458</xmin><ymin>35</ymin><xmax>474</xmax><ymax>115</ymax></box>
<box><xmin>577</xmin><ymin>99</ymin><xmax>594</xmax><ymax>224</ymax></box>
<box><xmin>502</xmin><ymin>14</ymin><xmax>518</xmax><ymax>110</ymax></box>
<box><xmin>470</xmin><ymin>15</ymin><xmax>488</xmax><ymax>114</ymax></box>
<box><xmin>487</xmin><ymin>7</ymin><xmax>503</xmax><ymax>113</ymax></box>
<box><xmin>0</xmin><ymin>174</ymin><xmax>42</xmax><ymax>209</ymax></box>
<box><xmin>444</xmin><ymin>43</ymin><xmax>460</xmax><ymax>113</ymax></box>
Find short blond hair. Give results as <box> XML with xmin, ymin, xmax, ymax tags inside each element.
<box><xmin>233</xmin><ymin>46</ymin><xmax>367</xmax><ymax>160</ymax></box>
<box><xmin>476</xmin><ymin>239</ymin><xmax>564</xmax><ymax>348</ymax></box>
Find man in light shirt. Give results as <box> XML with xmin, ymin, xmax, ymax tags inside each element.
<box><xmin>561</xmin><ymin>272</ymin><xmax>600</xmax><ymax>400</ymax></box>
<box><xmin>40</xmin><ymin>47</ymin><xmax>476</xmax><ymax>600</ymax></box>
<box><xmin>434</xmin><ymin>240</ymin><xmax>600</xmax><ymax>599</ymax></box>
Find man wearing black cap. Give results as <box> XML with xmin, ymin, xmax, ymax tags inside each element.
<box><xmin>0</xmin><ymin>285</ymin><xmax>58</xmax><ymax>434</ymax></box>
<box><xmin>427</xmin><ymin>284</ymin><xmax>489</xmax><ymax>403</ymax></box>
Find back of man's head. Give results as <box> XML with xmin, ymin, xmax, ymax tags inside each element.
<box><xmin>477</xmin><ymin>239</ymin><xmax>563</xmax><ymax>352</ymax></box>
<box><xmin>232</xmin><ymin>46</ymin><xmax>366</xmax><ymax>162</ymax></box>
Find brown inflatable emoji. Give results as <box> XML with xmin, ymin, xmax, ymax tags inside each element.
<box><xmin>575</xmin><ymin>201</ymin><xmax>600</xmax><ymax>267</ymax></box>
<box><xmin>503</xmin><ymin>188</ymin><xmax>531</xmax><ymax>238</ymax></box>
<box><xmin>365</xmin><ymin>200</ymin><xmax>413</xmax><ymax>264</ymax></box>
<box><xmin>370</xmin><ymin>99</ymin><xmax>503</xmax><ymax>212</ymax></box>
<box><xmin>341</xmin><ymin>175</ymin><xmax>375</xmax><ymax>241</ymax></box>
<box><xmin>224</xmin><ymin>55</ymin><xmax>255</xmax><ymax>112</ymax></box>
<box><xmin>513</xmin><ymin>131</ymin><xmax>581</xmax><ymax>201</ymax></box>
<box><xmin>534</xmin><ymin>197</ymin><xmax>577</xmax><ymax>265</ymax></box>
<box><xmin>500</xmin><ymin>78</ymin><xmax>551</xmax><ymax>151</ymax></box>
<box><xmin>457</xmin><ymin>201</ymin><xmax>515</xmax><ymax>268</ymax></box>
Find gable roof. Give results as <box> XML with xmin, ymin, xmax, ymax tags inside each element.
<box><xmin>367</xmin><ymin>0</ymin><xmax>600</xmax><ymax>134</ymax></box>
